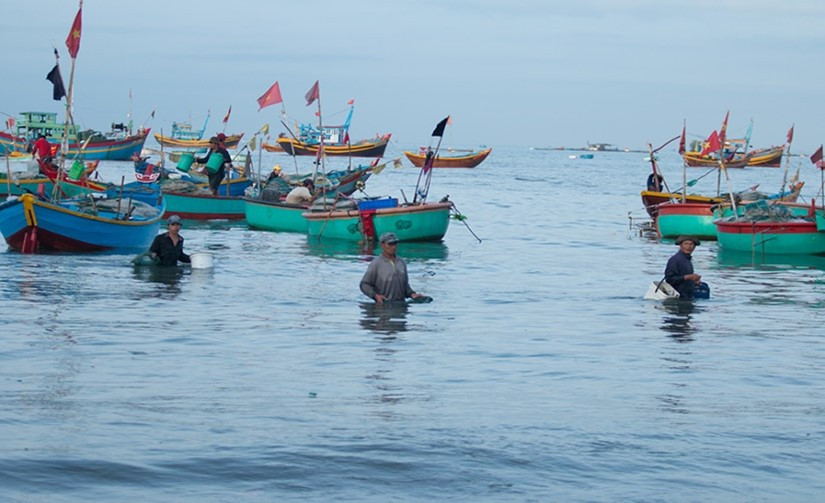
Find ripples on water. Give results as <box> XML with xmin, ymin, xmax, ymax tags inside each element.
<box><xmin>1</xmin><ymin>148</ymin><xmax>824</xmax><ymax>501</ymax></box>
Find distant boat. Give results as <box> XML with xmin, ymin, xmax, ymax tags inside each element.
<box><xmin>154</xmin><ymin>132</ymin><xmax>243</xmax><ymax>149</ymax></box>
<box><xmin>276</xmin><ymin>103</ymin><xmax>391</xmax><ymax>157</ymax></box>
<box><xmin>403</xmin><ymin>147</ymin><xmax>492</xmax><ymax>168</ymax></box>
<box><xmin>0</xmin><ymin>111</ymin><xmax>150</xmax><ymax>161</ymax></box>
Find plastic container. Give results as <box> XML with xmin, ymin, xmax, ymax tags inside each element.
<box><xmin>68</xmin><ymin>160</ymin><xmax>85</xmax><ymax>180</ymax></box>
<box><xmin>357</xmin><ymin>198</ymin><xmax>398</xmax><ymax>211</ymax></box>
<box><xmin>205</xmin><ymin>152</ymin><xmax>225</xmax><ymax>173</ymax></box>
<box><xmin>694</xmin><ymin>282</ymin><xmax>711</xmax><ymax>299</ymax></box>
<box><xmin>176</xmin><ymin>152</ymin><xmax>195</xmax><ymax>172</ymax></box>
<box><xmin>190</xmin><ymin>252</ymin><xmax>214</xmax><ymax>269</ymax></box>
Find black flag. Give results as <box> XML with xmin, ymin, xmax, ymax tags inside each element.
<box><xmin>46</xmin><ymin>65</ymin><xmax>66</xmax><ymax>101</ymax></box>
<box><xmin>431</xmin><ymin>116</ymin><xmax>449</xmax><ymax>137</ymax></box>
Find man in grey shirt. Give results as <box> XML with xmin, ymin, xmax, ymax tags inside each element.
<box><xmin>360</xmin><ymin>232</ymin><xmax>427</xmax><ymax>305</ymax></box>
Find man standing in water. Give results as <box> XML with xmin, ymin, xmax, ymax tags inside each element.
<box><xmin>148</xmin><ymin>215</ymin><xmax>191</xmax><ymax>266</ymax></box>
<box><xmin>360</xmin><ymin>232</ymin><xmax>427</xmax><ymax>305</ymax></box>
<box><xmin>196</xmin><ymin>136</ymin><xmax>232</xmax><ymax>196</ymax></box>
<box><xmin>665</xmin><ymin>235</ymin><xmax>702</xmax><ymax>299</ymax></box>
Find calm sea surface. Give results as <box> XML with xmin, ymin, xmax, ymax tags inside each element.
<box><xmin>1</xmin><ymin>146</ymin><xmax>824</xmax><ymax>502</ymax></box>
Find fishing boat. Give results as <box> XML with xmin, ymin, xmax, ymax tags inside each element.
<box><xmin>245</xmin><ymin>162</ymin><xmax>378</xmax><ymax>233</ymax></box>
<box><xmin>0</xmin><ymin>193</ymin><xmax>163</xmax><ymax>253</ymax></box>
<box><xmin>277</xmin><ymin>132</ymin><xmax>390</xmax><ymax>157</ymax></box>
<box><xmin>714</xmin><ymin>201</ymin><xmax>825</xmax><ymax>255</ymax></box>
<box><xmin>154</xmin><ymin>132</ymin><xmax>243</xmax><ymax>149</ymax></box>
<box><xmin>681</xmin><ymin>151</ymin><xmax>752</xmax><ymax>169</ymax></box>
<box><xmin>276</xmin><ymin>102</ymin><xmax>390</xmax><ymax>157</ymax></box>
<box><xmin>403</xmin><ymin>147</ymin><xmax>492</xmax><ymax>168</ymax></box>
<box><xmin>304</xmin><ymin>199</ymin><xmax>453</xmax><ymax>242</ymax></box>
<box><xmin>260</xmin><ymin>142</ymin><xmax>284</xmax><ymax>153</ymax></box>
<box><xmin>0</xmin><ymin>112</ymin><xmax>151</xmax><ymax>161</ymax></box>
<box><xmin>655</xmin><ymin>180</ymin><xmax>805</xmax><ymax>240</ymax></box>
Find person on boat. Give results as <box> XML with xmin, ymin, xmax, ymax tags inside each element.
<box><xmin>360</xmin><ymin>232</ymin><xmax>427</xmax><ymax>305</ymax></box>
<box><xmin>267</xmin><ymin>164</ymin><xmax>284</xmax><ymax>183</ymax></box>
<box><xmin>31</xmin><ymin>134</ymin><xmax>55</xmax><ymax>165</ymax></box>
<box><xmin>148</xmin><ymin>215</ymin><xmax>191</xmax><ymax>266</ymax></box>
<box><xmin>285</xmin><ymin>178</ymin><xmax>315</xmax><ymax>205</ymax></box>
<box><xmin>196</xmin><ymin>136</ymin><xmax>232</xmax><ymax>196</ymax></box>
<box><xmin>647</xmin><ymin>172</ymin><xmax>664</xmax><ymax>192</ymax></box>
<box><xmin>664</xmin><ymin>235</ymin><xmax>702</xmax><ymax>299</ymax></box>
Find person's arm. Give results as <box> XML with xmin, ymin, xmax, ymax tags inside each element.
<box><xmin>360</xmin><ymin>261</ymin><xmax>386</xmax><ymax>303</ymax></box>
<box><xmin>664</xmin><ymin>256</ymin><xmax>686</xmax><ymax>287</ymax></box>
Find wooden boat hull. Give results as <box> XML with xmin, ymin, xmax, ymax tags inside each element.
<box><xmin>403</xmin><ymin>148</ymin><xmax>492</xmax><ymax>168</ymax></box>
<box><xmin>714</xmin><ymin>215</ymin><xmax>825</xmax><ymax>255</ymax></box>
<box><xmin>261</xmin><ymin>142</ymin><xmax>284</xmax><ymax>153</ymax></box>
<box><xmin>747</xmin><ymin>145</ymin><xmax>785</xmax><ymax>167</ymax></box>
<box><xmin>303</xmin><ymin>202</ymin><xmax>452</xmax><ymax>242</ymax></box>
<box><xmin>154</xmin><ymin>133</ymin><xmax>243</xmax><ymax>149</ymax></box>
<box><xmin>276</xmin><ymin>134</ymin><xmax>390</xmax><ymax>157</ymax></box>
<box><xmin>681</xmin><ymin>152</ymin><xmax>751</xmax><ymax>168</ymax></box>
<box><xmin>162</xmin><ymin>192</ymin><xmax>246</xmax><ymax>221</ymax></box>
<box><xmin>640</xmin><ymin>190</ymin><xmax>724</xmax><ymax>219</ymax></box>
<box><xmin>245</xmin><ymin>199</ymin><xmax>308</xmax><ymax>233</ymax></box>
<box><xmin>0</xmin><ymin>193</ymin><xmax>162</xmax><ymax>253</ymax></box>
<box><xmin>1</xmin><ymin>130</ymin><xmax>150</xmax><ymax>161</ymax></box>
<box><xmin>656</xmin><ymin>203</ymin><xmax>718</xmax><ymax>240</ymax></box>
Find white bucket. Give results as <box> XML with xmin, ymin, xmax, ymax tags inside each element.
<box><xmin>644</xmin><ymin>280</ymin><xmax>680</xmax><ymax>300</ymax></box>
<box><xmin>190</xmin><ymin>252</ymin><xmax>214</xmax><ymax>269</ymax></box>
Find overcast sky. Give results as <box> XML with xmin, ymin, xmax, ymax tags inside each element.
<box><xmin>2</xmin><ymin>0</ymin><xmax>824</xmax><ymax>152</ymax></box>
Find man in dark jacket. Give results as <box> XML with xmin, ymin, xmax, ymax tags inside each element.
<box><xmin>148</xmin><ymin>215</ymin><xmax>191</xmax><ymax>266</ymax></box>
<box><xmin>665</xmin><ymin>235</ymin><xmax>702</xmax><ymax>299</ymax></box>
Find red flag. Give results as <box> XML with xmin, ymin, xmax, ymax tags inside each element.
<box><xmin>343</xmin><ymin>132</ymin><xmax>350</xmax><ymax>144</ymax></box>
<box><xmin>786</xmin><ymin>125</ymin><xmax>794</xmax><ymax>144</ymax></box>
<box><xmin>718</xmin><ymin>111</ymin><xmax>729</xmax><ymax>146</ymax></box>
<box><xmin>678</xmin><ymin>124</ymin><xmax>686</xmax><ymax>155</ymax></box>
<box><xmin>65</xmin><ymin>7</ymin><xmax>82</xmax><ymax>58</ymax></box>
<box><xmin>5</xmin><ymin>117</ymin><xmax>14</xmax><ymax>130</ymax></box>
<box><xmin>811</xmin><ymin>145</ymin><xmax>823</xmax><ymax>167</ymax></box>
<box><xmin>305</xmin><ymin>80</ymin><xmax>320</xmax><ymax>106</ymax></box>
<box><xmin>700</xmin><ymin>130</ymin><xmax>721</xmax><ymax>156</ymax></box>
<box><xmin>223</xmin><ymin>106</ymin><xmax>232</xmax><ymax>123</ymax></box>
<box><xmin>347</xmin><ymin>99</ymin><xmax>354</xmax><ymax>105</ymax></box>
<box><xmin>257</xmin><ymin>81</ymin><xmax>282</xmax><ymax>110</ymax></box>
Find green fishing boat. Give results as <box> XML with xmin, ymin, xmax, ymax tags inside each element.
<box><xmin>714</xmin><ymin>202</ymin><xmax>825</xmax><ymax>255</ymax></box>
<box><xmin>244</xmin><ymin>198</ymin><xmax>308</xmax><ymax>233</ymax></box>
<box><xmin>304</xmin><ymin>201</ymin><xmax>452</xmax><ymax>242</ymax></box>
<box><xmin>162</xmin><ymin>191</ymin><xmax>246</xmax><ymax>221</ymax></box>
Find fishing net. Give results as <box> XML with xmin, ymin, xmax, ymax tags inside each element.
<box><xmin>738</xmin><ymin>200</ymin><xmax>797</xmax><ymax>222</ymax></box>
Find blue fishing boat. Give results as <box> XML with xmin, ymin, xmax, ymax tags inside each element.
<box><xmin>0</xmin><ymin>193</ymin><xmax>163</xmax><ymax>253</ymax></box>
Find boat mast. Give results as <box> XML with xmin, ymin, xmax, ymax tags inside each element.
<box><xmin>780</xmin><ymin>124</ymin><xmax>794</xmax><ymax>195</ymax></box>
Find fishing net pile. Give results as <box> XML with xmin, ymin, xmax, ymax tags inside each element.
<box><xmin>738</xmin><ymin>200</ymin><xmax>798</xmax><ymax>222</ymax></box>
<box><xmin>71</xmin><ymin>198</ymin><xmax>160</xmax><ymax>219</ymax></box>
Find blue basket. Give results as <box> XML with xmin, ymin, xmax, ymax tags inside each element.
<box><xmin>357</xmin><ymin>198</ymin><xmax>398</xmax><ymax>211</ymax></box>
<box><xmin>694</xmin><ymin>282</ymin><xmax>710</xmax><ymax>299</ymax></box>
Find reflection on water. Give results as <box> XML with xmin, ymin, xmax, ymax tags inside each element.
<box><xmin>657</xmin><ymin>299</ymin><xmax>699</xmax><ymax>341</ymax></box>
<box><xmin>359</xmin><ymin>301</ymin><xmax>410</xmax><ymax>336</ymax></box>
<box><xmin>716</xmin><ymin>248</ymin><xmax>825</xmax><ymax>270</ymax></box>
<box><xmin>303</xmin><ymin>236</ymin><xmax>449</xmax><ymax>261</ymax></box>
<box><xmin>132</xmin><ymin>265</ymin><xmax>186</xmax><ymax>292</ymax></box>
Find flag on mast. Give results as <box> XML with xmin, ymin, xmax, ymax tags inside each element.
<box><xmin>66</xmin><ymin>7</ymin><xmax>82</xmax><ymax>59</ymax></box>
<box><xmin>811</xmin><ymin>145</ymin><xmax>824</xmax><ymax>168</ymax></box>
<box><xmin>46</xmin><ymin>65</ymin><xmax>67</xmax><ymax>101</ymax></box>
<box><xmin>257</xmin><ymin>81</ymin><xmax>283</xmax><ymax>110</ymax></box>
<box><xmin>678</xmin><ymin>123</ymin><xmax>686</xmax><ymax>155</ymax></box>
<box><xmin>305</xmin><ymin>81</ymin><xmax>320</xmax><ymax>106</ymax></box>
<box><xmin>432</xmin><ymin>116</ymin><xmax>449</xmax><ymax>137</ymax></box>
<box><xmin>786</xmin><ymin>125</ymin><xmax>794</xmax><ymax>144</ymax></box>
<box><xmin>699</xmin><ymin>130</ymin><xmax>721</xmax><ymax>156</ymax></box>
<box><xmin>223</xmin><ymin>106</ymin><xmax>232</xmax><ymax>123</ymax></box>
<box><xmin>718</xmin><ymin>111</ymin><xmax>730</xmax><ymax>146</ymax></box>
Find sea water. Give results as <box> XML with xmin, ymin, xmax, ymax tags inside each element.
<box><xmin>1</xmin><ymin>146</ymin><xmax>824</xmax><ymax>502</ymax></box>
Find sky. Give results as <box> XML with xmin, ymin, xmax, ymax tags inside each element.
<box><xmin>2</xmin><ymin>0</ymin><xmax>825</xmax><ymax>153</ymax></box>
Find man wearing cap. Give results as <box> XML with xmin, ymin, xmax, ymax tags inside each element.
<box><xmin>665</xmin><ymin>235</ymin><xmax>702</xmax><ymax>299</ymax></box>
<box><xmin>195</xmin><ymin>136</ymin><xmax>232</xmax><ymax>195</ymax></box>
<box><xmin>360</xmin><ymin>232</ymin><xmax>426</xmax><ymax>305</ymax></box>
<box><xmin>148</xmin><ymin>215</ymin><xmax>191</xmax><ymax>266</ymax></box>
<box><xmin>285</xmin><ymin>178</ymin><xmax>316</xmax><ymax>205</ymax></box>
